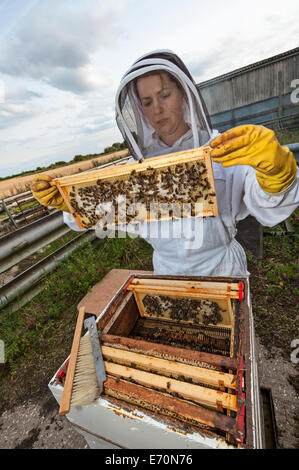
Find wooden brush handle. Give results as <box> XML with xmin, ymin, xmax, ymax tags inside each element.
<box><xmin>59</xmin><ymin>306</ymin><xmax>86</xmax><ymax>415</ymax></box>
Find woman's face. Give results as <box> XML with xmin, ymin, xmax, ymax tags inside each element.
<box><xmin>136</xmin><ymin>73</ymin><xmax>189</xmax><ymax>146</ymax></box>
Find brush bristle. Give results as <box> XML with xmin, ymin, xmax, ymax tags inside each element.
<box><xmin>71</xmin><ymin>335</ymin><xmax>100</xmax><ymax>406</ymax></box>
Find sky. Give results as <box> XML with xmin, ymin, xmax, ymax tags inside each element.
<box><xmin>0</xmin><ymin>0</ymin><xmax>298</xmax><ymax>178</ymax></box>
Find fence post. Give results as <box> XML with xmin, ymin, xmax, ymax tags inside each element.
<box><xmin>1</xmin><ymin>200</ymin><xmax>17</xmax><ymax>228</ymax></box>
<box><xmin>277</xmin><ymin>70</ymin><xmax>284</xmax><ymax>118</ymax></box>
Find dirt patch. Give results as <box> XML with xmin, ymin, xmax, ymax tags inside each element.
<box><xmin>0</xmin><ymin>329</ymin><xmax>88</xmax><ymax>449</ymax></box>
<box><xmin>0</xmin><ymin>265</ymin><xmax>19</xmax><ymax>287</ymax></box>
<box><xmin>256</xmin><ymin>336</ymin><xmax>298</xmax><ymax>448</ymax></box>
<box><xmin>0</xmin><ymin>396</ymin><xmax>87</xmax><ymax>449</ymax></box>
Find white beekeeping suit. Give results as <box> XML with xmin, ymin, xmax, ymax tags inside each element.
<box><xmin>64</xmin><ymin>50</ymin><xmax>299</xmax><ymax>276</ymax></box>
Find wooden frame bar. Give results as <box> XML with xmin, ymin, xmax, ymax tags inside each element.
<box><xmin>101</xmin><ymin>334</ymin><xmax>237</xmax><ymax>371</ymax></box>
<box><xmin>104</xmin><ymin>362</ymin><xmax>237</xmax><ymax>412</ymax></box>
<box><xmin>130</xmin><ymin>277</ymin><xmax>241</xmax><ymax>297</ymax></box>
<box><xmin>104</xmin><ymin>377</ymin><xmax>238</xmax><ymax>436</ymax></box>
<box><xmin>101</xmin><ymin>345</ymin><xmax>236</xmax><ymax>390</ymax></box>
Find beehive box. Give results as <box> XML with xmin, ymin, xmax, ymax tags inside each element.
<box><xmin>54</xmin><ymin>146</ymin><xmax>218</xmax><ymax>229</ymax></box>
<box><xmin>96</xmin><ymin>276</ymin><xmax>246</xmax><ymax>446</ymax></box>
<box><xmin>50</xmin><ymin>274</ymin><xmax>259</xmax><ymax>449</ymax></box>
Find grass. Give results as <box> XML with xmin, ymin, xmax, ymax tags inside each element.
<box><xmin>246</xmin><ymin>208</ymin><xmax>299</xmax><ymax>357</ymax></box>
<box><xmin>273</xmin><ymin>125</ymin><xmax>299</xmax><ymax>145</ymax></box>
<box><xmin>0</xmin><ymin>235</ymin><xmax>153</xmax><ymax>375</ymax></box>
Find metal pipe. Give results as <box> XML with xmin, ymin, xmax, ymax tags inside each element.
<box><xmin>0</xmin><ymin>230</ymin><xmax>96</xmax><ymax>311</ymax></box>
<box><xmin>0</xmin><ymin>224</ymin><xmax>71</xmax><ymax>273</ymax></box>
<box><xmin>287</xmin><ymin>143</ymin><xmax>299</xmax><ymax>164</ymax></box>
<box><xmin>0</xmin><ymin>210</ymin><xmax>64</xmax><ymax>260</ymax></box>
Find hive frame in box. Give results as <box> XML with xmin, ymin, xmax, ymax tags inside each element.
<box><xmin>48</xmin><ymin>273</ymin><xmax>265</xmax><ymax>449</ymax></box>
<box><xmin>53</xmin><ymin>146</ymin><xmax>218</xmax><ymax>230</ymax></box>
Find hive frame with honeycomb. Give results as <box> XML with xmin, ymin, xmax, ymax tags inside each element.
<box><xmin>54</xmin><ymin>146</ymin><xmax>218</xmax><ymax>229</ymax></box>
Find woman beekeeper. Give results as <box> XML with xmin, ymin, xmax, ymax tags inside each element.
<box><xmin>31</xmin><ymin>50</ymin><xmax>299</xmax><ymax>277</ymax></box>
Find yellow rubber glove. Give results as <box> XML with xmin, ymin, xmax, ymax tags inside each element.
<box><xmin>31</xmin><ymin>174</ymin><xmax>70</xmax><ymax>212</ymax></box>
<box><xmin>210</xmin><ymin>124</ymin><xmax>297</xmax><ymax>193</ymax></box>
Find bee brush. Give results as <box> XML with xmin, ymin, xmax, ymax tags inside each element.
<box><xmin>59</xmin><ymin>306</ymin><xmax>86</xmax><ymax>415</ymax></box>
<box><xmin>59</xmin><ymin>308</ymin><xmax>106</xmax><ymax>415</ymax></box>
<box><xmin>71</xmin><ymin>315</ymin><xmax>106</xmax><ymax>407</ymax></box>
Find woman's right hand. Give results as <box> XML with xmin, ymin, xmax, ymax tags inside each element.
<box><xmin>31</xmin><ymin>174</ymin><xmax>70</xmax><ymax>212</ymax></box>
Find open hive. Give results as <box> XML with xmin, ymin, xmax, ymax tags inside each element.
<box><xmin>57</xmin><ymin>275</ymin><xmax>249</xmax><ymax>447</ymax></box>
<box><xmin>54</xmin><ymin>146</ymin><xmax>218</xmax><ymax>229</ymax></box>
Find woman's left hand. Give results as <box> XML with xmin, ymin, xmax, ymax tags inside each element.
<box><xmin>210</xmin><ymin>124</ymin><xmax>297</xmax><ymax>193</ymax></box>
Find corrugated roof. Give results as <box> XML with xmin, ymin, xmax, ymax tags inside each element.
<box><xmin>198</xmin><ymin>47</ymin><xmax>299</xmax><ymax>88</ymax></box>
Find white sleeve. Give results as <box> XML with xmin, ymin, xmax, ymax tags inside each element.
<box><xmin>63</xmin><ymin>211</ymin><xmax>88</xmax><ymax>231</ymax></box>
<box><xmin>240</xmin><ymin>166</ymin><xmax>299</xmax><ymax>227</ymax></box>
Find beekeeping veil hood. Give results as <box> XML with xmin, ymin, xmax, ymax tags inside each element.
<box><xmin>115</xmin><ymin>49</ymin><xmax>216</xmax><ymax>160</ymax></box>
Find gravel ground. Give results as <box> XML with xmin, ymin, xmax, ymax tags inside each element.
<box><xmin>0</xmin><ymin>393</ymin><xmax>87</xmax><ymax>449</ymax></box>
<box><xmin>0</xmin><ymin>391</ymin><xmax>88</xmax><ymax>449</ymax></box>
<box><xmin>0</xmin><ymin>334</ymin><xmax>298</xmax><ymax>449</ymax></box>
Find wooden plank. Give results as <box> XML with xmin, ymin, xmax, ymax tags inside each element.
<box><xmin>104</xmin><ymin>376</ymin><xmax>237</xmax><ymax>436</ymax></box>
<box><xmin>59</xmin><ymin>306</ymin><xmax>85</xmax><ymax>415</ymax></box>
<box><xmin>101</xmin><ymin>334</ymin><xmax>237</xmax><ymax>370</ymax></box>
<box><xmin>104</xmin><ymin>362</ymin><xmax>237</xmax><ymax>412</ymax></box>
<box><xmin>101</xmin><ymin>345</ymin><xmax>236</xmax><ymax>390</ymax></box>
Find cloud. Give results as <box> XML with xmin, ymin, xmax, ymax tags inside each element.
<box><xmin>70</xmin><ymin>118</ymin><xmax>117</xmax><ymax>136</ymax></box>
<box><xmin>0</xmin><ymin>84</ymin><xmax>43</xmax><ymax>128</ymax></box>
<box><xmin>5</xmin><ymin>86</ymin><xmax>42</xmax><ymax>101</ymax></box>
<box><xmin>0</xmin><ymin>102</ymin><xmax>38</xmax><ymax>129</ymax></box>
<box><xmin>46</xmin><ymin>66</ymin><xmax>108</xmax><ymax>95</ymax></box>
<box><xmin>0</xmin><ymin>0</ymin><xmax>124</xmax><ymax>93</ymax></box>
